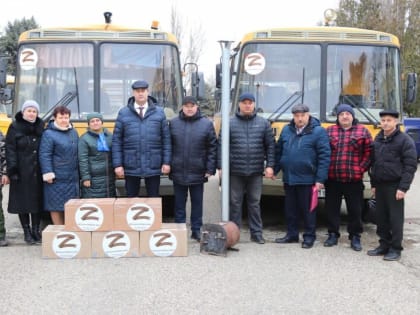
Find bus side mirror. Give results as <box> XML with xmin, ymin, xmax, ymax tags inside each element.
<box><xmin>215</xmin><ymin>63</ymin><xmax>222</xmax><ymax>89</ymax></box>
<box><xmin>191</xmin><ymin>71</ymin><xmax>205</xmax><ymax>100</ymax></box>
<box><xmin>406</xmin><ymin>73</ymin><xmax>417</xmax><ymax>103</ymax></box>
<box><xmin>0</xmin><ymin>57</ymin><xmax>7</xmax><ymax>88</ymax></box>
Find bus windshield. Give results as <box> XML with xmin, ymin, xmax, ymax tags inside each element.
<box><xmin>15</xmin><ymin>42</ymin><xmax>182</xmax><ymax>120</ymax></box>
<box><xmin>234</xmin><ymin>42</ymin><xmax>401</xmax><ymax>124</ymax></box>
<box><xmin>326</xmin><ymin>45</ymin><xmax>401</xmax><ymax>123</ymax></box>
<box><xmin>235</xmin><ymin>43</ymin><xmax>321</xmax><ymax>120</ymax></box>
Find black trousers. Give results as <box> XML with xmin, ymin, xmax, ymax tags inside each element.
<box><xmin>125</xmin><ymin>175</ymin><xmax>160</xmax><ymax>197</ymax></box>
<box><xmin>375</xmin><ymin>182</ymin><xmax>404</xmax><ymax>252</ymax></box>
<box><xmin>284</xmin><ymin>184</ymin><xmax>316</xmax><ymax>242</ymax></box>
<box><xmin>325</xmin><ymin>180</ymin><xmax>363</xmax><ymax>238</ymax></box>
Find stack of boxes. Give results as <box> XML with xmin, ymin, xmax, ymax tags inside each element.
<box><xmin>42</xmin><ymin>198</ymin><xmax>188</xmax><ymax>259</ymax></box>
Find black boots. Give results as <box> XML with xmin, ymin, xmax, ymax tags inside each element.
<box><xmin>23</xmin><ymin>225</ymin><xmax>36</xmax><ymax>245</ymax></box>
<box><xmin>350</xmin><ymin>235</ymin><xmax>362</xmax><ymax>251</ymax></box>
<box><xmin>31</xmin><ymin>225</ymin><xmax>42</xmax><ymax>244</ymax></box>
<box><xmin>324</xmin><ymin>233</ymin><xmax>339</xmax><ymax>247</ymax></box>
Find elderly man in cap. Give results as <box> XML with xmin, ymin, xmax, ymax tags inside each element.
<box><xmin>217</xmin><ymin>92</ymin><xmax>275</xmax><ymax>244</ymax></box>
<box><xmin>112</xmin><ymin>80</ymin><xmax>171</xmax><ymax>197</ymax></box>
<box><xmin>169</xmin><ymin>96</ymin><xmax>217</xmax><ymax>241</ymax></box>
<box><xmin>274</xmin><ymin>104</ymin><xmax>330</xmax><ymax>248</ymax></box>
<box><xmin>324</xmin><ymin>104</ymin><xmax>373</xmax><ymax>251</ymax></box>
<box><xmin>368</xmin><ymin>109</ymin><xmax>417</xmax><ymax>261</ymax></box>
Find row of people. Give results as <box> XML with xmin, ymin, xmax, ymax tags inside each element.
<box><xmin>0</xmin><ymin>84</ymin><xmax>417</xmax><ymax>262</ymax></box>
<box><xmin>219</xmin><ymin>93</ymin><xmax>416</xmax><ymax>262</ymax></box>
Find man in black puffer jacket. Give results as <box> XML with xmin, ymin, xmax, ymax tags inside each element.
<box><xmin>169</xmin><ymin>96</ymin><xmax>217</xmax><ymax>242</ymax></box>
<box><xmin>368</xmin><ymin>109</ymin><xmax>417</xmax><ymax>261</ymax></box>
<box><xmin>217</xmin><ymin>93</ymin><xmax>275</xmax><ymax>244</ymax></box>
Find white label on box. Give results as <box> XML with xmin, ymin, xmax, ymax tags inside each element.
<box><xmin>75</xmin><ymin>203</ymin><xmax>104</xmax><ymax>231</ymax></box>
<box><xmin>102</xmin><ymin>231</ymin><xmax>130</xmax><ymax>258</ymax></box>
<box><xmin>126</xmin><ymin>203</ymin><xmax>155</xmax><ymax>231</ymax></box>
<box><xmin>149</xmin><ymin>229</ymin><xmax>177</xmax><ymax>257</ymax></box>
<box><xmin>52</xmin><ymin>232</ymin><xmax>81</xmax><ymax>259</ymax></box>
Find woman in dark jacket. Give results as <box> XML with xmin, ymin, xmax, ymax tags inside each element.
<box><xmin>78</xmin><ymin>112</ymin><xmax>115</xmax><ymax>198</ymax></box>
<box><xmin>5</xmin><ymin>100</ymin><xmax>44</xmax><ymax>244</ymax></box>
<box><xmin>39</xmin><ymin>106</ymin><xmax>79</xmax><ymax>225</ymax></box>
<box><xmin>169</xmin><ymin>96</ymin><xmax>217</xmax><ymax>241</ymax></box>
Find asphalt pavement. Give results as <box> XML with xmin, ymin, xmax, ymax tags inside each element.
<box><xmin>0</xmin><ymin>172</ymin><xmax>419</xmax><ymax>314</ymax></box>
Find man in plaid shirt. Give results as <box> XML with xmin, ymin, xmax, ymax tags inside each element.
<box><xmin>324</xmin><ymin>104</ymin><xmax>373</xmax><ymax>251</ymax></box>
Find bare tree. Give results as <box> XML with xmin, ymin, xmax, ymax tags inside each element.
<box><xmin>170</xmin><ymin>4</ymin><xmax>207</xmax><ymax>97</ymax></box>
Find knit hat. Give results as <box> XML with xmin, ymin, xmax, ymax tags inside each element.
<box><xmin>21</xmin><ymin>100</ymin><xmax>40</xmax><ymax>113</ymax></box>
<box><xmin>336</xmin><ymin>104</ymin><xmax>355</xmax><ymax>117</ymax></box>
<box><xmin>86</xmin><ymin>112</ymin><xmax>103</xmax><ymax>122</ymax></box>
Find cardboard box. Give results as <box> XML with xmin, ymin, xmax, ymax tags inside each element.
<box><xmin>42</xmin><ymin>225</ymin><xmax>91</xmax><ymax>259</ymax></box>
<box><xmin>91</xmin><ymin>230</ymin><xmax>140</xmax><ymax>258</ymax></box>
<box><xmin>65</xmin><ymin>198</ymin><xmax>115</xmax><ymax>232</ymax></box>
<box><xmin>113</xmin><ymin>198</ymin><xmax>162</xmax><ymax>231</ymax></box>
<box><xmin>140</xmin><ymin>223</ymin><xmax>188</xmax><ymax>257</ymax></box>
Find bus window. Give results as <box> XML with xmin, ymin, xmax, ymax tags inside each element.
<box><xmin>326</xmin><ymin>45</ymin><xmax>401</xmax><ymax>123</ymax></box>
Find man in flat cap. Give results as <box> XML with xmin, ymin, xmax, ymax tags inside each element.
<box><xmin>112</xmin><ymin>80</ymin><xmax>171</xmax><ymax>197</ymax></box>
<box><xmin>324</xmin><ymin>104</ymin><xmax>373</xmax><ymax>251</ymax></box>
<box><xmin>274</xmin><ymin>103</ymin><xmax>330</xmax><ymax>248</ymax></box>
<box><xmin>368</xmin><ymin>109</ymin><xmax>417</xmax><ymax>261</ymax></box>
<box><xmin>217</xmin><ymin>92</ymin><xmax>275</xmax><ymax>244</ymax></box>
<box><xmin>169</xmin><ymin>96</ymin><xmax>217</xmax><ymax>242</ymax></box>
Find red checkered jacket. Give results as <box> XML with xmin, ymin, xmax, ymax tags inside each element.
<box><xmin>327</xmin><ymin>123</ymin><xmax>373</xmax><ymax>182</ymax></box>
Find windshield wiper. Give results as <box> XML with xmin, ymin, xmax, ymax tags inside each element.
<box><xmin>41</xmin><ymin>91</ymin><xmax>77</xmax><ymax>123</ymax></box>
<box><xmin>267</xmin><ymin>90</ymin><xmax>304</xmax><ymax>122</ymax></box>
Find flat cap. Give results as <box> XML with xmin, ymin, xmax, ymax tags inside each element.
<box><xmin>239</xmin><ymin>92</ymin><xmax>255</xmax><ymax>102</ymax></box>
<box><xmin>182</xmin><ymin>96</ymin><xmax>197</xmax><ymax>105</ymax></box>
<box><xmin>131</xmin><ymin>80</ymin><xmax>149</xmax><ymax>89</ymax></box>
<box><xmin>379</xmin><ymin>109</ymin><xmax>399</xmax><ymax>118</ymax></box>
<box><xmin>291</xmin><ymin>104</ymin><xmax>309</xmax><ymax>114</ymax></box>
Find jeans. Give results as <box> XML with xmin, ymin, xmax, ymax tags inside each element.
<box><xmin>229</xmin><ymin>175</ymin><xmax>263</xmax><ymax>236</ymax></box>
<box><xmin>284</xmin><ymin>184</ymin><xmax>316</xmax><ymax>242</ymax></box>
<box><xmin>173</xmin><ymin>183</ymin><xmax>204</xmax><ymax>232</ymax></box>
<box><xmin>125</xmin><ymin>175</ymin><xmax>160</xmax><ymax>197</ymax></box>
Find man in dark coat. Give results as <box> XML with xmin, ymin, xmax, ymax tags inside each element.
<box><xmin>274</xmin><ymin>104</ymin><xmax>331</xmax><ymax>249</ymax></box>
<box><xmin>112</xmin><ymin>80</ymin><xmax>171</xmax><ymax>197</ymax></box>
<box><xmin>217</xmin><ymin>92</ymin><xmax>275</xmax><ymax>244</ymax></box>
<box><xmin>169</xmin><ymin>96</ymin><xmax>217</xmax><ymax>241</ymax></box>
<box><xmin>6</xmin><ymin>100</ymin><xmax>45</xmax><ymax>244</ymax></box>
<box><xmin>368</xmin><ymin>109</ymin><xmax>417</xmax><ymax>261</ymax></box>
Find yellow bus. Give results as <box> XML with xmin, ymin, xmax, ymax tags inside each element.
<box><xmin>0</xmin><ymin>14</ymin><xmax>201</xmax><ymax>196</ymax></box>
<box><xmin>216</xmin><ymin>25</ymin><xmax>417</xmax><ymax>204</ymax></box>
